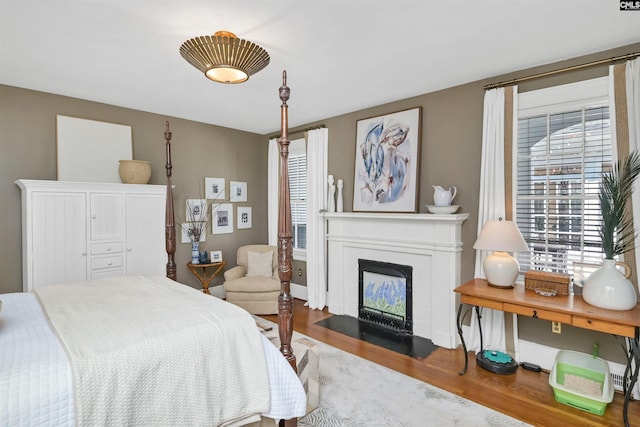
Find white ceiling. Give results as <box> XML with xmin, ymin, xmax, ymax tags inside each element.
<box><xmin>1</xmin><ymin>1</ymin><xmax>638</xmax><ymax>135</ymax></box>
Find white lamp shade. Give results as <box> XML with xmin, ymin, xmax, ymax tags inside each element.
<box><xmin>473</xmin><ymin>220</ymin><xmax>529</xmax><ymax>253</ymax></box>
<box><xmin>474</xmin><ymin>219</ymin><xmax>529</xmax><ymax>288</ymax></box>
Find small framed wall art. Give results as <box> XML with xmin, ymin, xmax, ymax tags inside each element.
<box><xmin>212</xmin><ymin>203</ymin><xmax>234</xmax><ymax>234</ymax></box>
<box><xmin>210</xmin><ymin>250</ymin><xmax>223</xmax><ymax>262</ymax></box>
<box><xmin>230</xmin><ymin>181</ymin><xmax>248</xmax><ymax>202</ymax></box>
<box><xmin>237</xmin><ymin>206</ymin><xmax>252</xmax><ymax>229</ymax></box>
<box><xmin>180</xmin><ymin>223</ymin><xmax>206</xmax><ymax>243</ymax></box>
<box><xmin>205</xmin><ymin>177</ymin><xmax>226</xmax><ymax>200</ymax></box>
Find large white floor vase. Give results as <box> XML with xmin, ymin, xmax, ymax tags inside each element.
<box><xmin>583</xmin><ymin>259</ymin><xmax>637</xmax><ymax>311</ymax></box>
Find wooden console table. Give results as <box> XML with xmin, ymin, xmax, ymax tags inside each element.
<box><xmin>455</xmin><ymin>278</ymin><xmax>640</xmax><ymax>427</ymax></box>
<box><xmin>186</xmin><ymin>261</ymin><xmax>226</xmax><ymax>295</ymax></box>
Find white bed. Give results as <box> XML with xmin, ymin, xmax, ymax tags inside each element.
<box><xmin>0</xmin><ymin>275</ymin><xmax>306</xmax><ymax>427</ymax></box>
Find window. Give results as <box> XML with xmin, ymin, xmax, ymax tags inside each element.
<box><xmin>288</xmin><ymin>138</ymin><xmax>307</xmax><ymax>251</ymax></box>
<box><xmin>515</xmin><ymin>77</ymin><xmax>611</xmax><ymax>275</ymax></box>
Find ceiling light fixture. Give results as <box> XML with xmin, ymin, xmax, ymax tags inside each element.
<box><xmin>179</xmin><ymin>30</ymin><xmax>270</xmax><ymax>84</ymax></box>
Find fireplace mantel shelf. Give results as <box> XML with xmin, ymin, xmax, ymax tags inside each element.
<box><xmin>324</xmin><ymin>212</ymin><xmax>469</xmax><ymax>223</ymax></box>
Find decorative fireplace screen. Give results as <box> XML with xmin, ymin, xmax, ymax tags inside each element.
<box><xmin>358</xmin><ymin>259</ymin><xmax>413</xmax><ymax>333</ymax></box>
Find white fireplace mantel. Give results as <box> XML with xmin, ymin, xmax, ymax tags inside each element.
<box><xmin>325</xmin><ymin>211</ymin><xmax>469</xmax><ymax>349</ymax></box>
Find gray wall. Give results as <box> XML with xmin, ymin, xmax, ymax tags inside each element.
<box><xmin>0</xmin><ymin>85</ymin><xmax>268</xmax><ymax>293</ymax></box>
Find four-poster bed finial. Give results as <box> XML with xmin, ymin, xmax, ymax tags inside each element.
<box><xmin>277</xmin><ymin>70</ymin><xmax>296</xmax><ymax>370</ymax></box>
<box><xmin>164</xmin><ymin>121</ymin><xmax>177</xmax><ymax>281</ymax></box>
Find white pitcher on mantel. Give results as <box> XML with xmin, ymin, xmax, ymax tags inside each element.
<box><xmin>582</xmin><ymin>259</ymin><xmax>637</xmax><ymax>311</ymax></box>
<box><xmin>433</xmin><ymin>185</ymin><xmax>457</xmax><ymax>206</ymax></box>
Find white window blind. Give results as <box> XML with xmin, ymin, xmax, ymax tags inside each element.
<box><xmin>515</xmin><ymin>77</ymin><xmax>611</xmax><ymax>275</ymax></box>
<box><xmin>288</xmin><ymin>138</ymin><xmax>307</xmax><ymax>250</ymax></box>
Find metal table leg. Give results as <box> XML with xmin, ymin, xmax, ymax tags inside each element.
<box><xmin>624</xmin><ymin>334</ymin><xmax>640</xmax><ymax>427</ymax></box>
<box><xmin>456</xmin><ymin>303</ymin><xmax>469</xmax><ymax>375</ymax></box>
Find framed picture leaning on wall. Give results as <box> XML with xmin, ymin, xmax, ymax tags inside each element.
<box><xmin>352</xmin><ymin>107</ymin><xmax>422</xmax><ymax>212</ymax></box>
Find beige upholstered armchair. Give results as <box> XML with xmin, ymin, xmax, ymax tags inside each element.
<box><xmin>223</xmin><ymin>244</ymin><xmax>280</xmax><ymax>314</ymax></box>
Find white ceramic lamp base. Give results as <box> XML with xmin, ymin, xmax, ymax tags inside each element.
<box><xmin>483</xmin><ymin>251</ymin><xmax>520</xmax><ymax>288</ymax></box>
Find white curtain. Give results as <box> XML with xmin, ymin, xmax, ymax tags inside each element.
<box><xmin>306</xmin><ymin>128</ymin><xmax>329</xmax><ymax>309</ymax></box>
<box><xmin>626</xmin><ymin>59</ymin><xmax>640</xmax><ymax>272</ymax></box>
<box><xmin>469</xmin><ymin>87</ymin><xmax>509</xmax><ymax>353</ymax></box>
<box><xmin>267</xmin><ymin>138</ymin><xmax>279</xmax><ymax>246</ymax></box>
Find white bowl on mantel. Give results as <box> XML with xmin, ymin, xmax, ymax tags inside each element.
<box><xmin>426</xmin><ymin>205</ymin><xmax>459</xmax><ymax>214</ymax></box>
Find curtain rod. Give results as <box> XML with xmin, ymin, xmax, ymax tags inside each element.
<box><xmin>267</xmin><ymin>124</ymin><xmax>326</xmax><ymax>140</ymax></box>
<box><xmin>484</xmin><ymin>51</ymin><xmax>639</xmax><ymax>91</ymax></box>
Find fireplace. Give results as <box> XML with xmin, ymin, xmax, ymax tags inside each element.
<box><xmin>358</xmin><ymin>259</ymin><xmax>413</xmax><ymax>333</ymax></box>
<box><xmin>325</xmin><ymin>212</ymin><xmax>468</xmax><ymax>349</ymax></box>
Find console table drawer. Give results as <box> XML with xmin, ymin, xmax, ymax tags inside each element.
<box><xmin>573</xmin><ymin>316</ymin><xmax>636</xmax><ymax>337</ymax></box>
<box><xmin>503</xmin><ymin>303</ymin><xmax>572</xmax><ymax>323</ymax></box>
<box><xmin>461</xmin><ymin>295</ymin><xmax>503</xmax><ymax>310</ymax></box>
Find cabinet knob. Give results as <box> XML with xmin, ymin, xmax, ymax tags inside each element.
<box><xmin>106</xmin><ymin>247</ymin><xmax>111</xmax><ymax>251</ymax></box>
<box><xmin>91</xmin><ymin>215</ymin><xmax>97</xmax><ymax>219</ymax></box>
<box><xmin>108</xmin><ymin>262</ymin><xmax>112</xmax><ymax>266</ymax></box>
<box><xmin>82</xmin><ymin>252</ymin><xmax>87</xmax><ymax>256</ymax></box>
<box><xmin>127</xmin><ymin>248</ymin><xmax>132</xmax><ymax>252</ymax></box>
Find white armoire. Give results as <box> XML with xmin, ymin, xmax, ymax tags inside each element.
<box><xmin>16</xmin><ymin>179</ymin><xmax>167</xmax><ymax>292</ymax></box>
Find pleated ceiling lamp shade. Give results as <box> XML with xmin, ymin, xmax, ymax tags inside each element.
<box><xmin>179</xmin><ymin>31</ymin><xmax>270</xmax><ymax>84</ymax></box>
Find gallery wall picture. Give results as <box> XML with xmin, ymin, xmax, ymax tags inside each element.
<box><xmin>230</xmin><ymin>181</ymin><xmax>248</xmax><ymax>202</ymax></box>
<box><xmin>57</xmin><ymin>115</ymin><xmax>132</xmax><ymax>183</ymax></box>
<box><xmin>186</xmin><ymin>199</ymin><xmax>208</xmax><ymax>222</ymax></box>
<box><xmin>212</xmin><ymin>203</ymin><xmax>234</xmax><ymax>234</ymax></box>
<box><xmin>205</xmin><ymin>177</ymin><xmax>226</xmax><ymax>200</ymax></box>
<box><xmin>352</xmin><ymin>107</ymin><xmax>422</xmax><ymax>212</ymax></box>
<box><xmin>237</xmin><ymin>206</ymin><xmax>252</xmax><ymax>229</ymax></box>
<box><xmin>180</xmin><ymin>223</ymin><xmax>207</xmax><ymax>243</ymax></box>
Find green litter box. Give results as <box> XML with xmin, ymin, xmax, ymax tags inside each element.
<box><xmin>549</xmin><ymin>350</ymin><xmax>614</xmax><ymax>415</ymax></box>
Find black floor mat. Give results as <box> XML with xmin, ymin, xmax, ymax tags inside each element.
<box><xmin>315</xmin><ymin>314</ymin><xmax>438</xmax><ymax>360</ymax></box>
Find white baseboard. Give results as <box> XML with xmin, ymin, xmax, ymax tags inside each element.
<box><xmin>291</xmin><ymin>282</ymin><xmax>308</xmax><ymax>301</ymax></box>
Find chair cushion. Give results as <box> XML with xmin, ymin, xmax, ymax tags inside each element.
<box><xmin>247</xmin><ymin>250</ymin><xmax>273</xmax><ymax>277</ymax></box>
<box><xmin>223</xmin><ymin>276</ymin><xmax>281</xmax><ymax>293</ymax></box>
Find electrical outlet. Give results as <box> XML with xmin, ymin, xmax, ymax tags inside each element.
<box><xmin>297</xmin><ymin>268</ymin><xmax>303</xmax><ymax>277</ymax></box>
<box><xmin>552</xmin><ymin>321</ymin><xmax>561</xmax><ymax>334</ymax></box>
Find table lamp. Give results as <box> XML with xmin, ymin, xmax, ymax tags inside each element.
<box><xmin>473</xmin><ymin>218</ymin><xmax>529</xmax><ymax>288</ymax></box>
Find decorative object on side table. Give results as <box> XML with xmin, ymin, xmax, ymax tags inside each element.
<box><xmin>473</xmin><ymin>218</ymin><xmax>529</xmax><ymax>288</ymax></box>
<box><xmin>181</xmin><ymin>198</ymin><xmax>214</xmax><ymax>264</ymax></box>
<box><xmin>583</xmin><ymin>151</ymin><xmax>640</xmax><ymax>311</ymax></box>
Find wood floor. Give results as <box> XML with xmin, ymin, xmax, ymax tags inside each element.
<box><xmin>261</xmin><ymin>299</ymin><xmax>640</xmax><ymax>427</ymax></box>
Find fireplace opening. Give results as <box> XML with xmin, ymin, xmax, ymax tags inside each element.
<box><xmin>358</xmin><ymin>259</ymin><xmax>413</xmax><ymax>334</ymax></box>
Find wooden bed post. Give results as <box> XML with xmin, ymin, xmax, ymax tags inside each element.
<box><xmin>164</xmin><ymin>121</ymin><xmax>177</xmax><ymax>281</ymax></box>
<box><xmin>277</xmin><ymin>71</ymin><xmax>296</xmax><ymax>371</ymax></box>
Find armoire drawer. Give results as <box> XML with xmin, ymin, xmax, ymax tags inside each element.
<box><xmin>91</xmin><ymin>242</ymin><xmax>123</xmax><ymax>255</ymax></box>
<box><xmin>91</xmin><ymin>255</ymin><xmax>123</xmax><ymax>270</ymax></box>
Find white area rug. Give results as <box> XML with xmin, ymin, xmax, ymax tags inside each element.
<box><xmin>258</xmin><ymin>320</ymin><xmax>531</xmax><ymax>427</ymax></box>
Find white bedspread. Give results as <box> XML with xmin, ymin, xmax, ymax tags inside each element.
<box><xmin>0</xmin><ymin>276</ymin><xmax>306</xmax><ymax>426</ymax></box>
